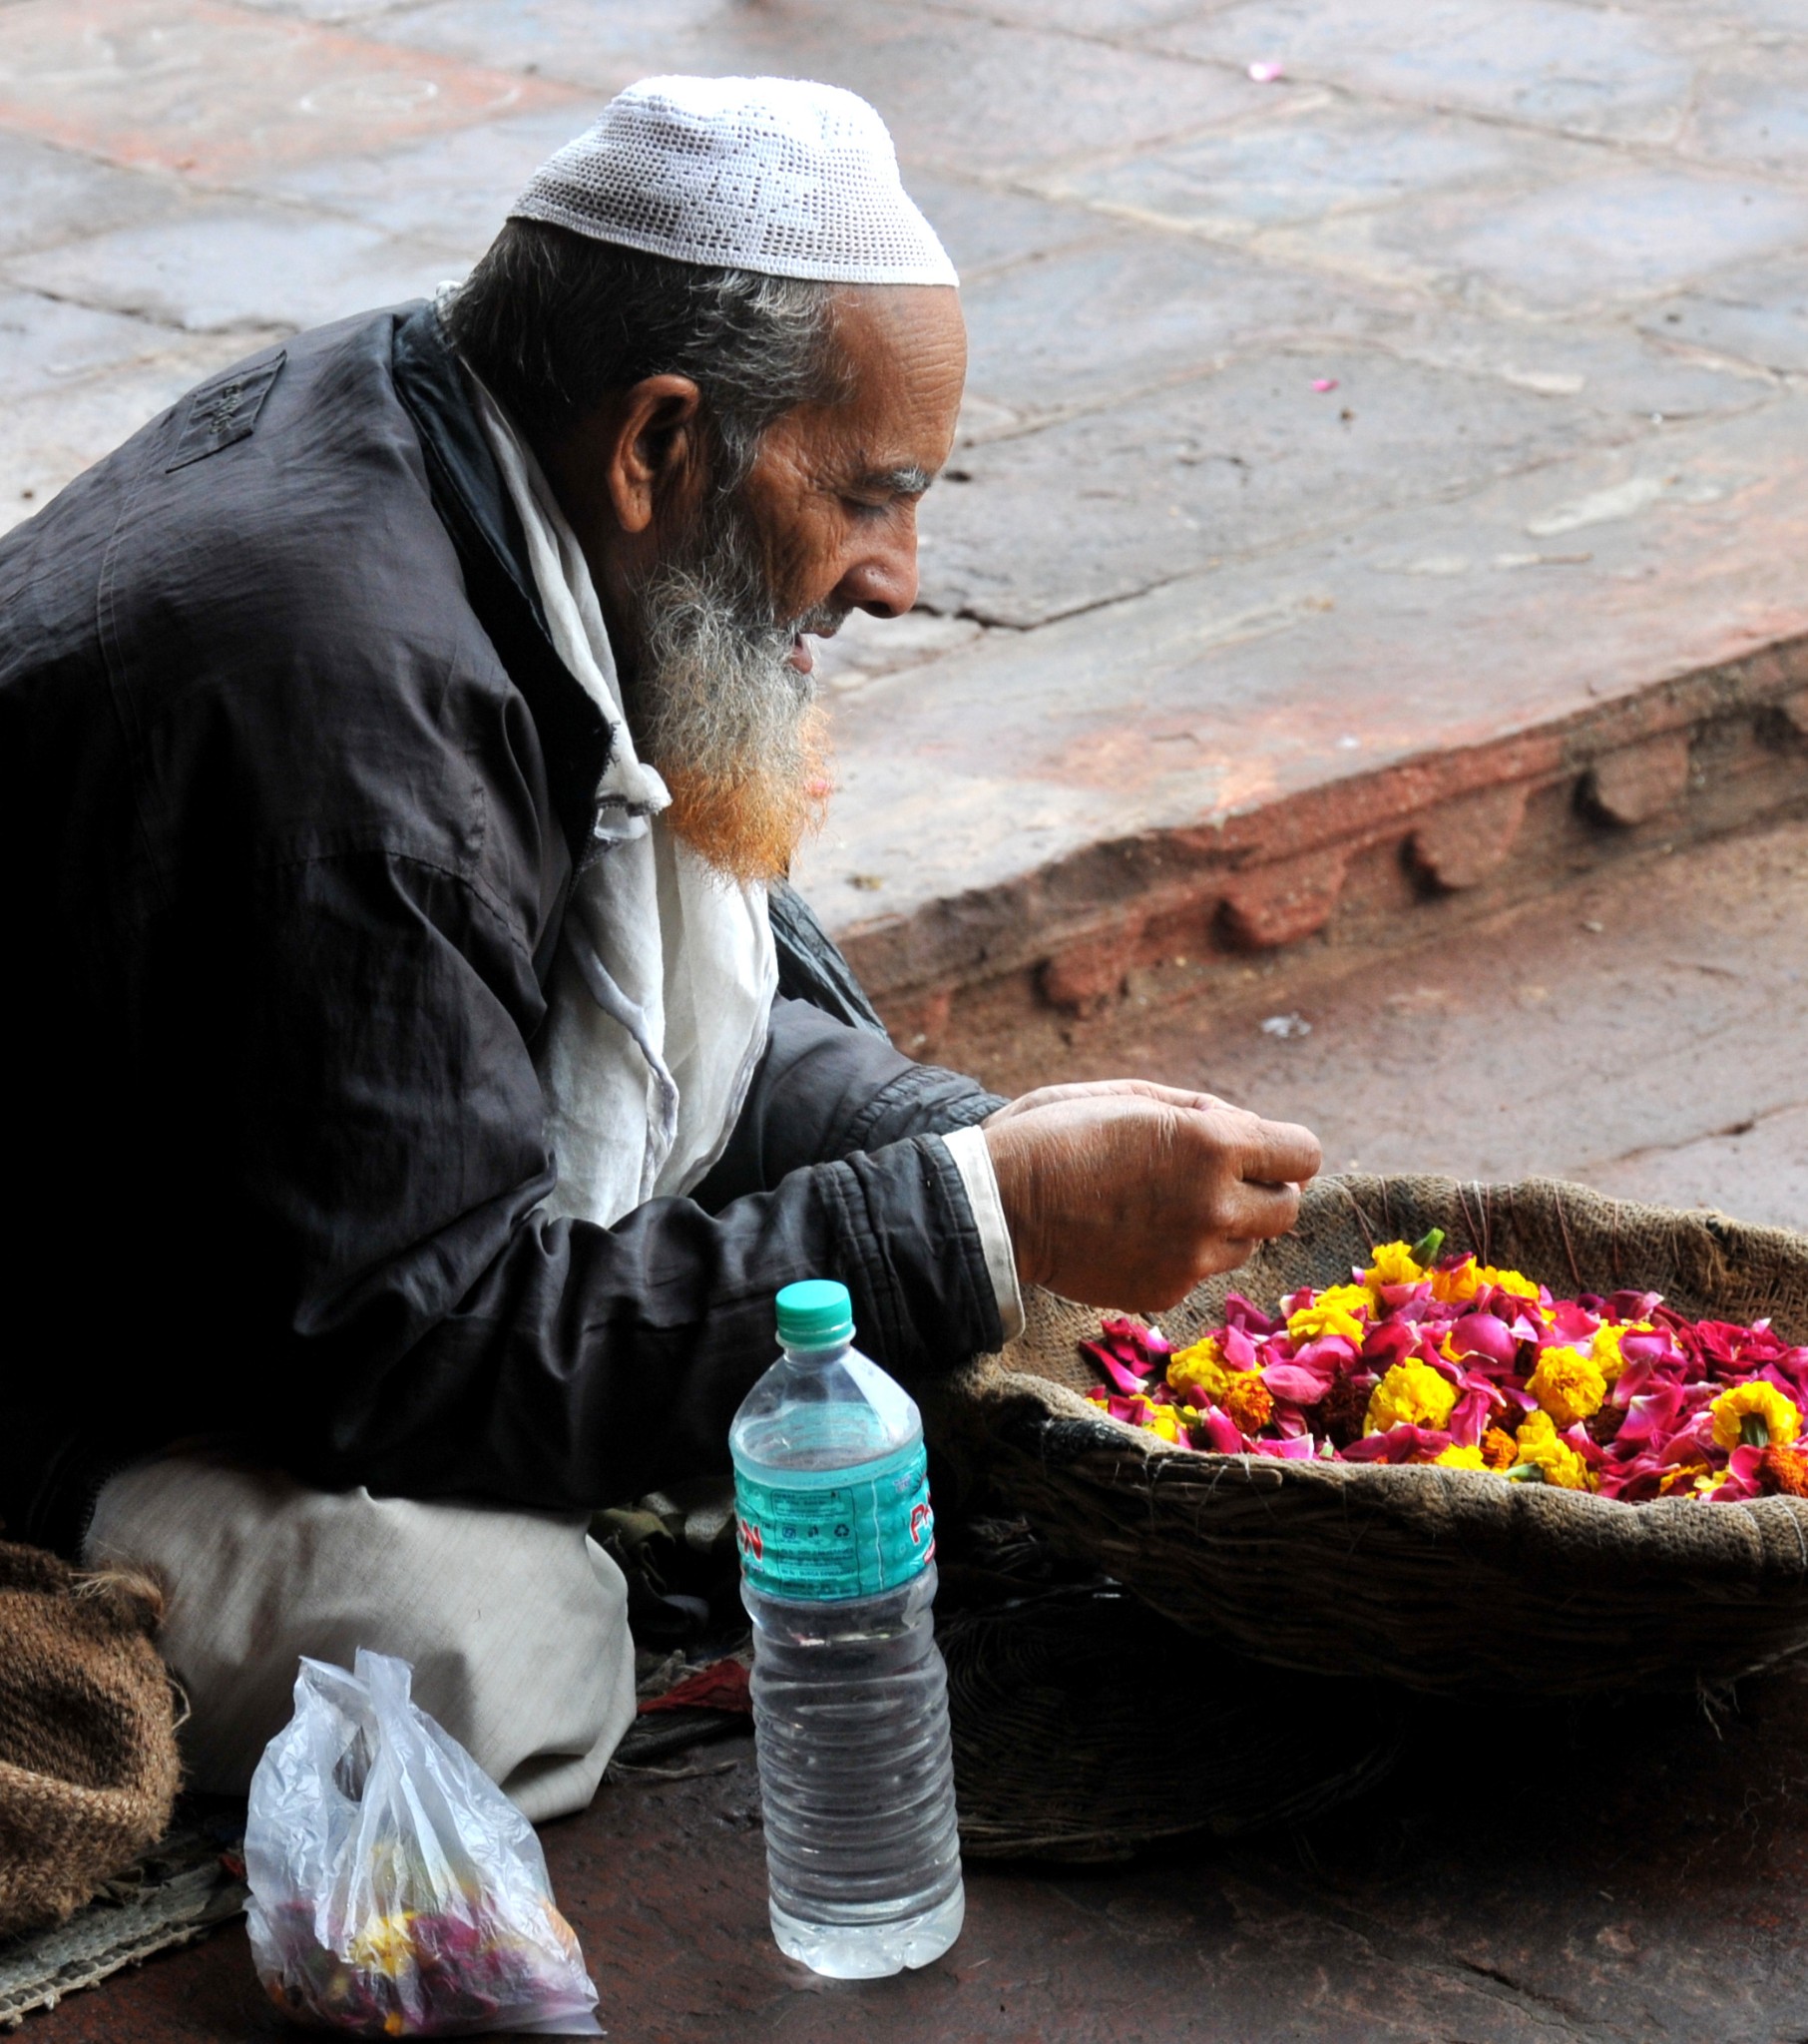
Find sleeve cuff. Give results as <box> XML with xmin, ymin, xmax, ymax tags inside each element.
<box><xmin>936</xmin><ymin>1124</ymin><xmax>1026</xmax><ymax>1347</ymax></box>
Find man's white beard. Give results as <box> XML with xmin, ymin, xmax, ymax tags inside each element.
<box><xmin>627</xmin><ymin>494</ymin><xmax>839</xmax><ymax>885</ymax></box>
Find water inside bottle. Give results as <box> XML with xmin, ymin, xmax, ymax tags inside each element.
<box><xmin>730</xmin><ymin>1298</ymin><xmax>965</xmax><ymax>1978</ymax></box>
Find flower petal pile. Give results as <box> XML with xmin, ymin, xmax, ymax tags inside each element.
<box><xmin>1078</xmin><ymin>1233</ymin><xmax>1808</xmax><ymax>1502</ymax></box>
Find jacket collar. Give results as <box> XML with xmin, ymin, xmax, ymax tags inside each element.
<box><xmin>390</xmin><ymin>299</ymin><xmax>615</xmax><ymax>864</ymax></box>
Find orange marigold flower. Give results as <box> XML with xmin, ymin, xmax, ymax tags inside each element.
<box><xmin>1757</xmin><ymin>1445</ymin><xmax>1808</xmax><ymax>1498</ymax></box>
<box><xmin>1221</xmin><ymin>1375</ymin><xmax>1274</xmax><ymax>1436</ymax></box>
<box><xmin>1430</xmin><ymin>1258</ymin><xmax>1481</xmax><ymax>1305</ymax></box>
<box><xmin>1481</xmin><ymin>1426</ymin><xmax>1519</xmax><ymax>1471</ymax></box>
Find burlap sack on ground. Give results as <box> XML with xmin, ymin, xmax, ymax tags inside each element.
<box><xmin>924</xmin><ymin>1175</ymin><xmax>1808</xmax><ymax>1696</ymax></box>
<box><xmin>0</xmin><ymin>1541</ymin><xmax>182</xmax><ymax>1933</ymax></box>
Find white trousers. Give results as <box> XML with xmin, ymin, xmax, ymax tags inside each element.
<box><xmin>82</xmin><ymin>1457</ymin><xmax>638</xmax><ymax>1824</ymax></box>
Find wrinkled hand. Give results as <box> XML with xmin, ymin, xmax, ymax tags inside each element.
<box><xmin>983</xmin><ymin>1080</ymin><xmax>1321</xmax><ymax>1311</ymax></box>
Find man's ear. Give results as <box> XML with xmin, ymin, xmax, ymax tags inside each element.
<box><xmin>608</xmin><ymin>373</ymin><xmax>706</xmax><ymax>536</ymax></box>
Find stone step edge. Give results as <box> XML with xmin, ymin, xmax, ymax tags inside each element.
<box><xmin>828</xmin><ymin>636</ymin><xmax>1808</xmax><ymax>1049</ymax></box>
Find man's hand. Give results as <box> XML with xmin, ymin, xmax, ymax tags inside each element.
<box><xmin>982</xmin><ymin>1080</ymin><xmax>1321</xmax><ymax>1311</ymax></box>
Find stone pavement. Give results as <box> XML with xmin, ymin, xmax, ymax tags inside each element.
<box><xmin>4</xmin><ymin>0</ymin><xmax>1808</xmax><ymax>1047</ymax></box>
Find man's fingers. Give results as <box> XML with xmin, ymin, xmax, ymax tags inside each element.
<box><xmin>1220</xmin><ymin>1176</ymin><xmax>1302</xmax><ymax>1244</ymax></box>
<box><xmin>1234</xmin><ymin>1117</ymin><xmax>1322</xmax><ymax>1190</ymax></box>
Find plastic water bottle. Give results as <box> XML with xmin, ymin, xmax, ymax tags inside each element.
<box><xmin>729</xmin><ymin>1278</ymin><xmax>965</xmax><ymax>1979</ymax></box>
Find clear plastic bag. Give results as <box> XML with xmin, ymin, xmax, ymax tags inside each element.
<box><xmin>245</xmin><ymin>1649</ymin><xmax>602</xmax><ymax>2036</ymax></box>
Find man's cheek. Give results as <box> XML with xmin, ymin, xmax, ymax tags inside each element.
<box><xmin>766</xmin><ymin>511</ymin><xmax>842</xmax><ymax>617</ymax></box>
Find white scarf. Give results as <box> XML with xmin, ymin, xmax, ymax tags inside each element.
<box><xmin>473</xmin><ymin>384</ymin><xmax>776</xmax><ymax>1227</ymax></box>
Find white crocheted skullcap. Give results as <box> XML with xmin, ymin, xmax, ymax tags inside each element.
<box><xmin>511</xmin><ymin>75</ymin><xmax>958</xmax><ymax>288</ymax></box>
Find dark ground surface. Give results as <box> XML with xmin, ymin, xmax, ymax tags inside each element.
<box><xmin>26</xmin><ymin>1669</ymin><xmax>1808</xmax><ymax>2044</ymax></box>
<box><xmin>23</xmin><ymin>816</ymin><xmax>1808</xmax><ymax>2044</ymax></box>
<box><xmin>28</xmin><ymin>1676</ymin><xmax>1808</xmax><ymax>2044</ymax></box>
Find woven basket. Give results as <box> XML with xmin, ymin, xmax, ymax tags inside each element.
<box><xmin>942</xmin><ymin>1585</ymin><xmax>1400</xmax><ymax>1862</ymax></box>
<box><xmin>924</xmin><ymin>1175</ymin><xmax>1808</xmax><ymax>1697</ymax></box>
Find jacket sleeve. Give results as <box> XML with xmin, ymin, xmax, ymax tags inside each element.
<box><xmin>174</xmin><ymin>848</ymin><xmax>1005</xmax><ymax>1515</ymax></box>
<box><xmin>689</xmin><ymin>996</ymin><xmax>1008</xmax><ymax>1212</ymax></box>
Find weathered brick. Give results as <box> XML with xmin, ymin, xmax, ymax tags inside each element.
<box><xmin>1411</xmin><ymin>782</ymin><xmax>1531</xmax><ymax>890</ymax></box>
<box><xmin>1585</xmin><ymin>732</ymin><xmax>1692</xmax><ymax>827</ymax></box>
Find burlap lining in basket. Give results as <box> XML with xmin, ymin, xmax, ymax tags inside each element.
<box><xmin>924</xmin><ymin>1175</ymin><xmax>1808</xmax><ymax>1697</ymax></box>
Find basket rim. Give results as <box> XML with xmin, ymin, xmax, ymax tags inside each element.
<box><xmin>971</xmin><ymin>1362</ymin><xmax>1808</xmax><ymax>1533</ymax></box>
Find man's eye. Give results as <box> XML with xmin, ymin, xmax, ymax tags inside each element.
<box><xmin>842</xmin><ymin>495</ymin><xmax>890</xmax><ymax>518</ymax></box>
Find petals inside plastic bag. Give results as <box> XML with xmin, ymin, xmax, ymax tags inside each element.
<box><xmin>244</xmin><ymin>1648</ymin><xmax>602</xmax><ymax>2037</ymax></box>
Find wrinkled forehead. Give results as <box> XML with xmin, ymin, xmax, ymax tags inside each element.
<box><xmin>813</xmin><ymin>284</ymin><xmax>968</xmax><ymax>459</ymax></box>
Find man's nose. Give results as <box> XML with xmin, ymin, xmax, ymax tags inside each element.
<box><xmin>837</xmin><ymin>523</ymin><xmax>920</xmax><ymax>619</ymax></box>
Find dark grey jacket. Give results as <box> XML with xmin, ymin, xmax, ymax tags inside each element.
<box><xmin>0</xmin><ymin>300</ymin><xmax>1004</xmax><ymax>1554</ymax></box>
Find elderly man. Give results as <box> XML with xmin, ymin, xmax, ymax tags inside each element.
<box><xmin>0</xmin><ymin>77</ymin><xmax>1318</xmax><ymax>1816</ymax></box>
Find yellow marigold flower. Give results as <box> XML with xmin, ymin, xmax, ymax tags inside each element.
<box><xmin>1512</xmin><ymin>1410</ymin><xmax>1596</xmax><ymax>1492</ymax></box>
<box><xmin>1287</xmin><ymin>1282</ymin><xmax>1371</xmax><ymax>1345</ymax></box>
<box><xmin>1365</xmin><ymin>1359</ymin><xmax>1458</xmax><ymax>1434</ymax></box>
<box><xmin>1587</xmin><ymin>1320</ymin><xmax>1653</xmax><ymax>1382</ymax></box>
<box><xmin>1167</xmin><ymin>1336</ymin><xmax>1230</xmax><ymax>1404</ymax></box>
<box><xmin>1710</xmin><ymin>1380</ymin><xmax>1802</xmax><ymax>1453</ymax></box>
<box><xmin>1364</xmin><ymin>1242</ymin><xmax>1425</xmax><ymax>1293</ymax></box>
<box><xmin>1141</xmin><ymin>1401</ymin><xmax>1186</xmax><ymax>1445</ymax></box>
<box><xmin>1659</xmin><ymin>1460</ymin><xmax>1709</xmax><ymax>1496</ymax></box>
<box><xmin>1475</xmin><ymin>1265</ymin><xmax>1542</xmax><ymax>1302</ymax></box>
<box><xmin>349</xmin><ymin>1909</ymin><xmax>422</xmax><ymax>1979</ymax></box>
<box><xmin>1435</xmin><ymin>1444</ymin><xmax>1487</xmax><ymax>1469</ymax></box>
<box><xmin>1525</xmin><ymin>1345</ymin><xmax>1606</xmax><ymax>1427</ymax></box>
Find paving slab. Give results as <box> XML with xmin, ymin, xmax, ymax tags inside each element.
<box><xmin>4</xmin><ymin>205</ymin><xmax>457</xmax><ymax>332</ymax></box>
<box><xmin>0</xmin><ymin>286</ymin><xmax>190</xmax><ymax>397</ymax></box>
<box><xmin>1637</xmin><ymin>251</ymin><xmax>1808</xmax><ymax>373</ymax></box>
<box><xmin>919</xmin><ymin>337</ymin><xmax>1735</xmax><ymax>626</ymax></box>
<box><xmin>0</xmin><ymin>129</ymin><xmax>186</xmax><ymax>261</ymax></box>
<box><xmin>249</xmin><ymin>102</ymin><xmax>602</xmax><ymax>257</ymax></box>
<box><xmin>376</xmin><ymin>0</ymin><xmax>1260</xmax><ymax>172</ymax></box>
<box><xmin>1148</xmin><ymin>0</ymin><xmax>1713</xmax><ymax>147</ymax></box>
<box><xmin>0</xmin><ymin>334</ymin><xmax>284</xmax><ymax>514</ymax></box>
<box><xmin>0</xmin><ymin>0</ymin><xmax>569</xmax><ymax>180</ymax></box>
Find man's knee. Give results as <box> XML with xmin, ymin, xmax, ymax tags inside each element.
<box><xmin>83</xmin><ymin>1456</ymin><xmax>635</xmax><ymax>1816</ymax></box>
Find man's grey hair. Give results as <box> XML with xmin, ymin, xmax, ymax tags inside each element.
<box><xmin>447</xmin><ymin>219</ymin><xmax>843</xmax><ymax>489</ymax></box>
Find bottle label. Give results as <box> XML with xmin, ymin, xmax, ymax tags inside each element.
<box><xmin>733</xmin><ymin>1441</ymin><xmax>934</xmax><ymax>1601</ymax></box>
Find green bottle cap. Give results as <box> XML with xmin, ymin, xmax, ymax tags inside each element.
<box><xmin>775</xmin><ymin>1278</ymin><xmax>855</xmax><ymax>1350</ymax></box>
